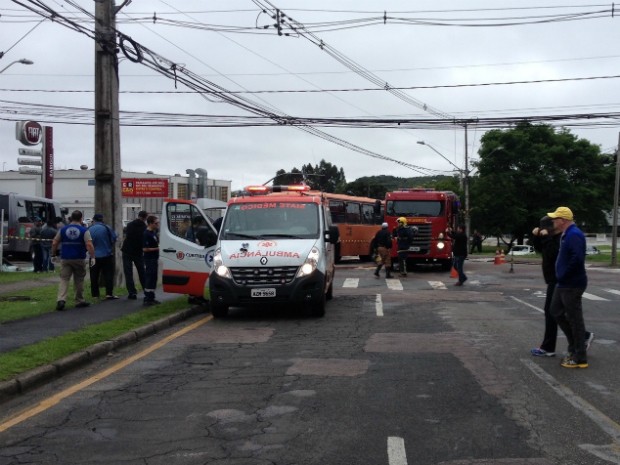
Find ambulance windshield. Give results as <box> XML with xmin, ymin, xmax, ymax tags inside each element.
<box><xmin>221</xmin><ymin>202</ymin><xmax>319</xmax><ymax>240</ymax></box>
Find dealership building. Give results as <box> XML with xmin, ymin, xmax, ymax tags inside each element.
<box><xmin>0</xmin><ymin>167</ymin><xmax>231</xmax><ymax>221</ymax></box>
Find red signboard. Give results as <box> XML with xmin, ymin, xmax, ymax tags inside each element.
<box><xmin>16</xmin><ymin>121</ymin><xmax>43</xmax><ymax>145</ymax></box>
<box><xmin>122</xmin><ymin>178</ymin><xmax>169</xmax><ymax>197</ymax></box>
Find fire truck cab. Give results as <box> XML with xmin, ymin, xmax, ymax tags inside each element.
<box><xmin>385</xmin><ymin>188</ymin><xmax>460</xmax><ymax>270</ymax></box>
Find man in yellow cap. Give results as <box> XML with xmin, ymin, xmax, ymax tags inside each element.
<box><xmin>546</xmin><ymin>206</ymin><xmax>591</xmax><ymax>368</ymax></box>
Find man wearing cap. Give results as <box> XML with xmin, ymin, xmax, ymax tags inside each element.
<box><xmin>88</xmin><ymin>213</ymin><xmax>119</xmax><ymax>300</ymax></box>
<box><xmin>121</xmin><ymin>210</ymin><xmax>148</xmax><ymax>300</ymax></box>
<box><xmin>371</xmin><ymin>222</ymin><xmax>393</xmax><ymax>279</ymax></box>
<box><xmin>547</xmin><ymin>206</ymin><xmax>590</xmax><ymax>368</ymax></box>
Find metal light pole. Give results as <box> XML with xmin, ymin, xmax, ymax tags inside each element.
<box><xmin>611</xmin><ymin>133</ymin><xmax>620</xmax><ymax>266</ymax></box>
<box><xmin>0</xmin><ymin>59</ymin><xmax>34</xmax><ymax>74</ymax></box>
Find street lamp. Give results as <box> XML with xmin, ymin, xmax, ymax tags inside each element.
<box><xmin>0</xmin><ymin>59</ymin><xmax>34</xmax><ymax>74</ymax></box>
<box><xmin>416</xmin><ymin>141</ymin><xmax>462</xmax><ymax>173</ymax></box>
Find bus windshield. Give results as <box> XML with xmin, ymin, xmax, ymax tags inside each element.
<box><xmin>221</xmin><ymin>202</ymin><xmax>319</xmax><ymax>240</ymax></box>
<box><xmin>387</xmin><ymin>200</ymin><xmax>444</xmax><ymax>217</ymax></box>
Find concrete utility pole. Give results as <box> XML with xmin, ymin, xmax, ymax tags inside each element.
<box><xmin>611</xmin><ymin>132</ymin><xmax>620</xmax><ymax>266</ymax></box>
<box><xmin>463</xmin><ymin>124</ymin><xmax>471</xmax><ymax>242</ymax></box>
<box><xmin>94</xmin><ymin>0</ymin><xmax>123</xmax><ymax>285</ymax></box>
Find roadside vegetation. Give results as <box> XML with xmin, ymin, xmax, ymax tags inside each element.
<box><xmin>0</xmin><ymin>270</ymin><xmax>193</xmax><ymax>381</ymax></box>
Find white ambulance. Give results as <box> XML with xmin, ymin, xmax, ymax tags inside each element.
<box><xmin>159</xmin><ymin>185</ymin><xmax>339</xmax><ymax>318</ymax></box>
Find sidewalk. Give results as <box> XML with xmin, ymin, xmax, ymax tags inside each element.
<box><xmin>0</xmin><ymin>274</ymin><xmax>204</xmax><ymax>402</ymax></box>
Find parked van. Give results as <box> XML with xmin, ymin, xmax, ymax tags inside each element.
<box><xmin>159</xmin><ymin>185</ymin><xmax>339</xmax><ymax>318</ymax></box>
<box><xmin>0</xmin><ymin>192</ymin><xmax>66</xmax><ymax>259</ymax></box>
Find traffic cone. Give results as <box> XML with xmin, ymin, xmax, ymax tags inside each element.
<box><xmin>494</xmin><ymin>249</ymin><xmax>501</xmax><ymax>265</ymax></box>
<box><xmin>499</xmin><ymin>250</ymin><xmax>506</xmax><ymax>264</ymax></box>
<box><xmin>450</xmin><ymin>266</ymin><xmax>458</xmax><ymax>278</ymax></box>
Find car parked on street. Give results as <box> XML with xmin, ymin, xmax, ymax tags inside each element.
<box><xmin>586</xmin><ymin>245</ymin><xmax>601</xmax><ymax>255</ymax></box>
<box><xmin>509</xmin><ymin>245</ymin><xmax>535</xmax><ymax>255</ymax></box>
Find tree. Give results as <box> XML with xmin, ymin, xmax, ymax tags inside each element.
<box><xmin>471</xmin><ymin>122</ymin><xmax>614</xmax><ymax>245</ymax></box>
<box><xmin>273</xmin><ymin>160</ymin><xmax>346</xmax><ymax>193</ymax></box>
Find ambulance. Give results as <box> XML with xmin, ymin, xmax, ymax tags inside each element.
<box><xmin>159</xmin><ymin>185</ymin><xmax>339</xmax><ymax>318</ymax></box>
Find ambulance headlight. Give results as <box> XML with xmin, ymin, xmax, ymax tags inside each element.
<box><xmin>296</xmin><ymin>247</ymin><xmax>320</xmax><ymax>278</ymax></box>
<box><xmin>437</xmin><ymin>241</ymin><xmax>445</xmax><ymax>250</ymax></box>
<box><xmin>213</xmin><ymin>249</ymin><xmax>231</xmax><ymax>279</ymax></box>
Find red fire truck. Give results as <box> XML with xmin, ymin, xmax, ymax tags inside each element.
<box><xmin>384</xmin><ymin>188</ymin><xmax>461</xmax><ymax>270</ymax></box>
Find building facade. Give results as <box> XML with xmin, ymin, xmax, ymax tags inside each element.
<box><xmin>0</xmin><ymin>167</ymin><xmax>230</xmax><ymax>221</ymax></box>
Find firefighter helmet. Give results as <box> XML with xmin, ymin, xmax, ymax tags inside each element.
<box><xmin>397</xmin><ymin>217</ymin><xmax>407</xmax><ymax>225</ymax></box>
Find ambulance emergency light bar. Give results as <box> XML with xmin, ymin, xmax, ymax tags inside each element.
<box><xmin>244</xmin><ymin>184</ymin><xmax>311</xmax><ymax>195</ymax></box>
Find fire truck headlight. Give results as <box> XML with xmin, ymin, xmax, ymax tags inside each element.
<box><xmin>437</xmin><ymin>241</ymin><xmax>445</xmax><ymax>250</ymax></box>
<box><xmin>213</xmin><ymin>249</ymin><xmax>231</xmax><ymax>279</ymax></box>
<box><xmin>297</xmin><ymin>247</ymin><xmax>320</xmax><ymax>277</ymax></box>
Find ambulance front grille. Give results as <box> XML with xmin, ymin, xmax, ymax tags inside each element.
<box><xmin>230</xmin><ymin>266</ymin><xmax>299</xmax><ymax>285</ymax></box>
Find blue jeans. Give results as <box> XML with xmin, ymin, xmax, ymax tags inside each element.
<box><xmin>453</xmin><ymin>255</ymin><xmax>467</xmax><ymax>283</ymax></box>
<box><xmin>143</xmin><ymin>258</ymin><xmax>158</xmax><ymax>302</ymax></box>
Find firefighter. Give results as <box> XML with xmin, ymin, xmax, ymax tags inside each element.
<box><xmin>393</xmin><ymin>217</ymin><xmax>417</xmax><ymax>276</ymax></box>
<box><xmin>371</xmin><ymin>222</ymin><xmax>393</xmax><ymax>279</ymax></box>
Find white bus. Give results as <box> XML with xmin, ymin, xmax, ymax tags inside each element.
<box><xmin>0</xmin><ymin>192</ymin><xmax>66</xmax><ymax>259</ymax></box>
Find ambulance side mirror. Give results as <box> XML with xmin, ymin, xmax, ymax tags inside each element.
<box><xmin>325</xmin><ymin>225</ymin><xmax>340</xmax><ymax>244</ymax></box>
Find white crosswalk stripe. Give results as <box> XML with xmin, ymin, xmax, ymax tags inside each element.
<box><xmin>342</xmin><ymin>278</ymin><xmax>359</xmax><ymax>288</ymax></box>
<box><xmin>428</xmin><ymin>281</ymin><xmax>447</xmax><ymax>290</ymax></box>
<box><xmin>603</xmin><ymin>288</ymin><xmax>620</xmax><ymax>296</ymax></box>
<box><xmin>583</xmin><ymin>292</ymin><xmax>609</xmax><ymax>301</ymax></box>
<box><xmin>386</xmin><ymin>279</ymin><xmax>403</xmax><ymax>290</ymax></box>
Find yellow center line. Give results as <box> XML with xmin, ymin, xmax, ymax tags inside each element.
<box><xmin>0</xmin><ymin>315</ymin><xmax>213</xmax><ymax>433</ymax></box>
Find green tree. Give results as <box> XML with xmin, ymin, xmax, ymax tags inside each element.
<box><xmin>471</xmin><ymin>122</ymin><xmax>614</xmax><ymax>245</ymax></box>
<box><xmin>273</xmin><ymin>160</ymin><xmax>346</xmax><ymax>193</ymax></box>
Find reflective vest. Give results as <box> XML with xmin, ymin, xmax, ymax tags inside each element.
<box><xmin>59</xmin><ymin>224</ymin><xmax>88</xmax><ymax>259</ymax></box>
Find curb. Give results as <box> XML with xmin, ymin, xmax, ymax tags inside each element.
<box><xmin>0</xmin><ymin>305</ymin><xmax>206</xmax><ymax>405</ymax></box>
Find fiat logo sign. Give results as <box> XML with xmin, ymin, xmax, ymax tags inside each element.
<box><xmin>16</xmin><ymin>121</ymin><xmax>43</xmax><ymax>146</ymax></box>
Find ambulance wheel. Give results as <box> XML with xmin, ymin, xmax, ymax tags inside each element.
<box><xmin>211</xmin><ymin>302</ymin><xmax>229</xmax><ymax>318</ymax></box>
<box><xmin>326</xmin><ymin>280</ymin><xmax>334</xmax><ymax>301</ymax></box>
<box><xmin>310</xmin><ymin>293</ymin><xmax>326</xmax><ymax>317</ymax></box>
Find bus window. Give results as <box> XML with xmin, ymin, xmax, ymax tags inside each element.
<box><xmin>329</xmin><ymin>200</ymin><xmax>345</xmax><ymax>224</ymax></box>
<box><xmin>361</xmin><ymin>203</ymin><xmax>375</xmax><ymax>224</ymax></box>
<box><xmin>345</xmin><ymin>202</ymin><xmax>361</xmax><ymax>224</ymax></box>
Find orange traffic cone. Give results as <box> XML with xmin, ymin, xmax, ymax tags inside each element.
<box><xmin>499</xmin><ymin>250</ymin><xmax>506</xmax><ymax>264</ymax></box>
<box><xmin>494</xmin><ymin>249</ymin><xmax>501</xmax><ymax>265</ymax></box>
<box><xmin>450</xmin><ymin>266</ymin><xmax>458</xmax><ymax>278</ymax></box>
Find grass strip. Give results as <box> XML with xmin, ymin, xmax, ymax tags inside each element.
<box><xmin>0</xmin><ymin>297</ymin><xmax>192</xmax><ymax>381</ymax></box>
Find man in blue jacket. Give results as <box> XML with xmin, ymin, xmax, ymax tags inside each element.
<box><xmin>89</xmin><ymin>213</ymin><xmax>119</xmax><ymax>300</ymax></box>
<box><xmin>547</xmin><ymin>206</ymin><xmax>591</xmax><ymax>368</ymax></box>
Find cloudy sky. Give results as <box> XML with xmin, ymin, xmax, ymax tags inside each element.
<box><xmin>2</xmin><ymin>0</ymin><xmax>620</xmax><ymax>191</ymax></box>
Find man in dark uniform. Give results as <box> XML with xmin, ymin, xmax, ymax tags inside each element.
<box><xmin>372</xmin><ymin>222</ymin><xmax>393</xmax><ymax>279</ymax></box>
<box><xmin>121</xmin><ymin>210</ymin><xmax>147</xmax><ymax>300</ymax></box>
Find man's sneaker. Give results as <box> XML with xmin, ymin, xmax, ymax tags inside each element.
<box><xmin>561</xmin><ymin>357</ymin><xmax>588</xmax><ymax>369</ymax></box>
<box><xmin>56</xmin><ymin>300</ymin><xmax>65</xmax><ymax>311</ymax></box>
<box><xmin>531</xmin><ymin>348</ymin><xmax>556</xmax><ymax>357</ymax></box>
<box><xmin>586</xmin><ymin>332</ymin><xmax>595</xmax><ymax>351</ymax></box>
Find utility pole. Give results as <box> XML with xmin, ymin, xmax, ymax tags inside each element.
<box><xmin>95</xmin><ymin>0</ymin><xmax>123</xmax><ymax>285</ymax></box>
<box><xmin>612</xmin><ymin>132</ymin><xmax>620</xmax><ymax>266</ymax></box>
<box><xmin>464</xmin><ymin>123</ymin><xmax>471</xmax><ymax>242</ymax></box>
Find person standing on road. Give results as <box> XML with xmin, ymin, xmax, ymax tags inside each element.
<box><xmin>30</xmin><ymin>217</ymin><xmax>44</xmax><ymax>273</ymax></box>
<box><xmin>392</xmin><ymin>217</ymin><xmax>416</xmax><ymax>277</ymax></box>
<box><xmin>371</xmin><ymin>222</ymin><xmax>393</xmax><ymax>279</ymax></box>
<box><xmin>446</xmin><ymin>224</ymin><xmax>468</xmax><ymax>286</ymax></box>
<box><xmin>530</xmin><ymin>215</ymin><xmax>594</xmax><ymax>358</ymax></box>
<box><xmin>547</xmin><ymin>206</ymin><xmax>591</xmax><ymax>369</ymax></box>
<box><xmin>40</xmin><ymin>218</ymin><xmax>58</xmax><ymax>272</ymax></box>
<box><xmin>143</xmin><ymin>215</ymin><xmax>160</xmax><ymax>306</ymax></box>
<box><xmin>470</xmin><ymin>229</ymin><xmax>483</xmax><ymax>254</ymax></box>
<box><xmin>121</xmin><ymin>210</ymin><xmax>147</xmax><ymax>300</ymax></box>
<box><xmin>51</xmin><ymin>210</ymin><xmax>95</xmax><ymax>311</ymax></box>
<box><xmin>88</xmin><ymin>213</ymin><xmax>119</xmax><ymax>300</ymax></box>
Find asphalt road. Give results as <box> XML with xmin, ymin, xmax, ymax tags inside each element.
<box><xmin>0</xmin><ymin>259</ymin><xmax>619</xmax><ymax>465</ymax></box>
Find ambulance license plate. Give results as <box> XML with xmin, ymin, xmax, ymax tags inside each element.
<box><xmin>409</xmin><ymin>247</ymin><xmax>420</xmax><ymax>252</ymax></box>
<box><xmin>251</xmin><ymin>288</ymin><xmax>276</xmax><ymax>298</ymax></box>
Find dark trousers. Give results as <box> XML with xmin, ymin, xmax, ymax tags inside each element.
<box><xmin>539</xmin><ymin>281</ymin><xmax>559</xmax><ymax>353</ymax></box>
<box><xmin>41</xmin><ymin>245</ymin><xmax>54</xmax><ymax>272</ymax></box>
<box><xmin>90</xmin><ymin>255</ymin><xmax>115</xmax><ymax>297</ymax></box>
<box><xmin>453</xmin><ymin>255</ymin><xmax>467</xmax><ymax>283</ymax></box>
<box><xmin>122</xmin><ymin>252</ymin><xmax>145</xmax><ymax>296</ymax></box>
<box><xmin>144</xmin><ymin>258</ymin><xmax>158</xmax><ymax>302</ymax></box>
<box><xmin>550</xmin><ymin>286</ymin><xmax>587</xmax><ymax>362</ymax></box>
<box><xmin>32</xmin><ymin>243</ymin><xmax>43</xmax><ymax>272</ymax></box>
